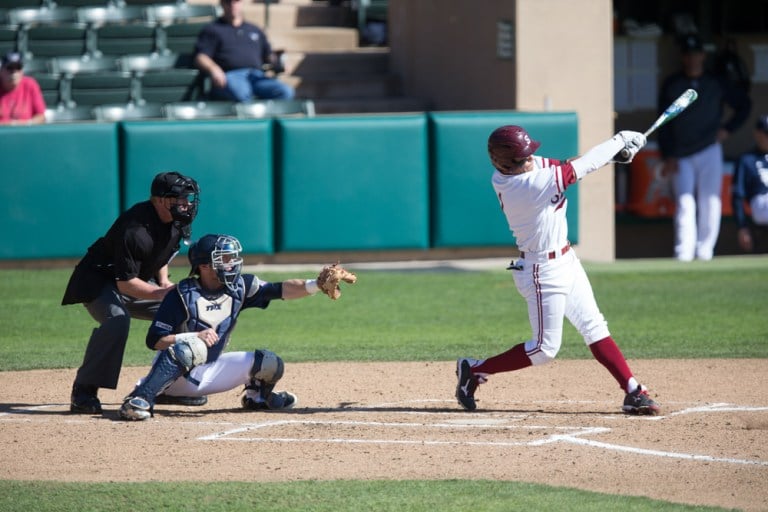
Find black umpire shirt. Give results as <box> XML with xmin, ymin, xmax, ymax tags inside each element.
<box><xmin>61</xmin><ymin>201</ymin><xmax>182</xmax><ymax>305</ymax></box>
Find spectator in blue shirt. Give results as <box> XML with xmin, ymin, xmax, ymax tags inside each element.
<box><xmin>194</xmin><ymin>0</ymin><xmax>294</xmax><ymax>101</ymax></box>
<box><xmin>732</xmin><ymin>115</ymin><xmax>768</xmax><ymax>252</ymax></box>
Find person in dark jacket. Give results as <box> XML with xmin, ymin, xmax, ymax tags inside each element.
<box><xmin>62</xmin><ymin>172</ymin><xmax>200</xmax><ymax>414</ymax></box>
<box><xmin>657</xmin><ymin>34</ymin><xmax>751</xmax><ymax>261</ymax></box>
<box><xmin>732</xmin><ymin>115</ymin><xmax>768</xmax><ymax>252</ymax></box>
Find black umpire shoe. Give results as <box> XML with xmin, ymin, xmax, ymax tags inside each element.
<box><xmin>70</xmin><ymin>383</ymin><xmax>102</xmax><ymax>414</ymax></box>
<box><xmin>154</xmin><ymin>393</ymin><xmax>208</xmax><ymax>406</ymax></box>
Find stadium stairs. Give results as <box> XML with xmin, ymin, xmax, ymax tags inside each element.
<box><xmin>206</xmin><ymin>0</ymin><xmax>429</xmax><ymax>114</ymax></box>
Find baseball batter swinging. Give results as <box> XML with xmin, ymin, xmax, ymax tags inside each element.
<box><xmin>455</xmin><ymin>126</ymin><xmax>660</xmax><ymax>415</ymax></box>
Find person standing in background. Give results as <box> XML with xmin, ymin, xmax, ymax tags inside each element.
<box><xmin>732</xmin><ymin>115</ymin><xmax>768</xmax><ymax>253</ymax></box>
<box><xmin>657</xmin><ymin>34</ymin><xmax>751</xmax><ymax>261</ymax></box>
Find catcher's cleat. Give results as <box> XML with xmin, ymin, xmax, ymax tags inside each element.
<box><xmin>154</xmin><ymin>393</ymin><xmax>208</xmax><ymax>406</ymax></box>
<box><xmin>119</xmin><ymin>396</ymin><xmax>152</xmax><ymax>421</ymax></box>
<box><xmin>242</xmin><ymin>390</ymin><xmax>298</xmax><ymax>411</ymax></box>
<box><xmin>455</xmin><ymin>358</ymin><xmax>479</xmax><ymax>411</ymax></box>
<box><xmin>70</xmin><ymin>383</ymin><xmax>102</xmax><ymax>414</ymax></box>
<box><xmin>622</xmin><ymin>385</ymin><xmax>661</xmax><ymax>415</ymax></box>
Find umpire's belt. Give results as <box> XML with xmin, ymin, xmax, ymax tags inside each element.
<box><xmin>519</xmin><ymin>242</ymin><xmax>571</xmax><ymax>263</ymax></box>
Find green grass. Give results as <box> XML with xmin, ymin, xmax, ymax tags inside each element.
<box><xmin>0</xmin><ymin>256</ymin><xmax>765</xmax><ymax>511</ymax></box>
<box><xmin>0</xmin><ymin>480</ymin><xmax>735</xmax><ymax>512</ymax></box>
<box><xmin>1</xmin><ymin>256</ymin><xmax>766</xmax><ymax>371</ymax></box>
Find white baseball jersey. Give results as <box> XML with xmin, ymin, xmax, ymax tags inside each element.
<box><xmin>492</xmin><ymin>135</ymin><xmax>624</xmax><ymax>255</ymax></box>
<box><xmin>490</xmin><ymin>135</ymin><xmax>625</xmax><ymax>363</ymax></box>
<box><xmin>492</xmin><ymin>156</ymin><xmax>577</xmax><ymax>254</ymax></box>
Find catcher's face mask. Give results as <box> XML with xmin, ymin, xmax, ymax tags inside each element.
<box><xmin>211</xmin><ymin>235</ymin><xmax>243</xmax><ymax>293</ymax></box>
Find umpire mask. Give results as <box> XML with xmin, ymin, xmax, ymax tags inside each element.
<box><xmin>151</xmin><ymin>171</ymin><xmax>200</xmax><ymax>227</ymax></box>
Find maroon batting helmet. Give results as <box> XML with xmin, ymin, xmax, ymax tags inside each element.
<box><xmin>487</xmin><ymin>125</ymin><xmax>541</xmax><ymax>173</ymax></box>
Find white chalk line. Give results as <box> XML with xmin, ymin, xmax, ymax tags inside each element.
<box><xmin>200</xmin><ymin>419</ymin><xmax>768</xmax><ymax>467</ymax></box>
<box><xmin>3</xmin><ymin>400</ymin><xmax>768</xmax><ymax>467</ymax></box>
<box><xmin>194</xmin><ymin>401</ymin><xmax>768</xmax><ymax>468</ymax></box>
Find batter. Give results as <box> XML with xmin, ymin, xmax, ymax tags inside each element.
<box><xmin>455</xmin><ymin>125</ymin><xmax>660</xmax><ymax>415</ymax></box>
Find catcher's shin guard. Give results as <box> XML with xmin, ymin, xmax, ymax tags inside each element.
<box><xmin>130</xmin><ymin>350</ymin><xmax>185</xmax><ymax>407</ymax></box>
<box><xmin>249</xmin><ymin>349</ymin><xmax>284</xmax><ymax>398</ymax></box>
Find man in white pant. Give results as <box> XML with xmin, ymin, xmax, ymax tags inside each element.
<box><xmin>455</xmin><ymin>125</ymin><xmax>660</xmax><ymax>416</ymax></box>
<box><xmin>658</xmin><ymin>34</ymin><xmax>751</xmax><ymax>261</ymax></box>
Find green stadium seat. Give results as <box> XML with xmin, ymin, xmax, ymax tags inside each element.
<box><xmin>163</xmin><ymin>101</ymin><xmax>236</xmax><ymax>120</ymax></box>
<box><xmin>28</xmin><ymin>71</ymin><xmax>60</xmax><ymax>106</ymax></box>
<box><xmin>68</xmin><ymin>69</ymin><xmax>136</xmax><ymax>106</ymax></box>
<box><xmin>44</xmin><ymin>104</ymin><xmax>94</xmax><ymax>122</ymax></box>
<box><xmin>25</xmin><ymin>23</ymin><xmax>88</xmax><ymax>57</ymax></box>
<box><xmin>0</xmin><ymin>1</ymin><xmax>45</xmax><ymax>9</ymax></box>
<box><xmin>115</xmin><ymin>51</ymin><xmax>176</xmax><ymax>73</ymax></box>
<box><xmin>93</xmin><ymin>101</ymin><xmax>163</xmax><ymax>121</ymax></box>
<box><xmin>0</xmin><ymin>25</ymin><xmax>18</xmax><ymax>55</ymax></box>
<box><xmin>156</xmin><ymin>20</ymin><xmax>205</xmax><ymax>55</ymax></box>
<box><xmin>6</xmin><ymin>6</ymin><xmax>77</xmax><ymax>26</ymax></box>
<box><xmin>235</xmin><ymin>99</ymin><xmax>316</xmax><ymax>118</ymax></box>
<box><xmin>144</xmin><ymin>3</ymin><xmax>218</xmax><ymax>26</ymax></box>
<box><xmin>94</xmin><ymin>21</ymin><xmax>156</xmax><ymax>56</ymax></box>
<box><xmin>48</xmin><ymin>54</ymin><xmax>117</xmax><ymax>74</ymax></box>
<box><xmin>138</xmin><ymin>67</ymin><xmax>203</xmax><ymax>103</ymax></box>
<box><xmin>55</xmin><ymin>0</ymin><xmax>114</xmax><ymax>7</ymax></box>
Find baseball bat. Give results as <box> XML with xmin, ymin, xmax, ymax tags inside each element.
<box><xmin>619</xmin><ymin>88</ymin><xmax>698</xmax><ymax>158</ymax></box>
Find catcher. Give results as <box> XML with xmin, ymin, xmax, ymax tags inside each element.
<box><xmin>119</xmin><ymin>233</ymin><xmax>356</xmax><ymax>420</ymax></box>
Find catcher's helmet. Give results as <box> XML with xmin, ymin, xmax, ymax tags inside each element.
<box><xmin>188</xmin><ymin>234</ymin><xmax>243</xmax><ymax>293</ymax></box>
<box><xmin>151</xmin><ymin>171</ymin><xmax>200</xmax><ymax>227</ymax></box>
<box><xmin>487</xmin><ymin>125</ymin><xmax>541</xmax><ymax>173</ymax></box>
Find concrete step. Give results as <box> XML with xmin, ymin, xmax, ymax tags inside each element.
<box><xmin>282</xmin><ymin>48</ymin><xmax>388</xmax><ymax>76</ymax></box>
<box><xmin>242</xmin><ymin>2</ymin><xmax>355</xmax><ymax>30</ymax></box>
<box><xmin>286</xmin><ymin>73</ymin><xmax>402</xmax><ymax>98</ymax></box>
<box><xmin>270</xmin><ymin>27</ymin><xmax>359</xmax><ymax>52</ymax></box>
<box><xmin>312</xmin><ymin>96</ymin><xmax>431</xmax><ymax>115</ymax></box>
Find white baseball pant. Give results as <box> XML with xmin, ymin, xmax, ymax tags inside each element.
<box><xmin>672</xmin><ymin>142</ymin><xmax>723</xmax><ymax>261</ymax></box>
<box><xmin>512</xmin><ymin>249</ymin><xmax>610</xmax><ymax>366</ymax></box>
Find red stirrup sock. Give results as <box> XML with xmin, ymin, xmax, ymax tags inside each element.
<box><xmin>475</xmin><ymin>344</ymin><xmax>532</xmax><ymax>375</ymax></box>
<box><xmin>589</xmin><ymin>336</ymin><xmax>633</xmax><ymax>390</ymax></box>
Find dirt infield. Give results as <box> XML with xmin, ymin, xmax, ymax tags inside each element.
<box><xmin>1</xmin><ymin>360</ymin><xmax>767</xmax><ymax>511</ymax></box>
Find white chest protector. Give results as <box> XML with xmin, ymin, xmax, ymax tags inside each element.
<box><xmin>177</xmin><ymin>277</ymin><xmax>245</xmax><ymax>362</ymax></box>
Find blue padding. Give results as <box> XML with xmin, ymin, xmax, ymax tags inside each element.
<box><xmin>429</xmin><ymin>112</ymin><xmax>579</xmax><ymax>248</ymax></box>
<box><xmin>120</xmin><ymin>120</ymin><xmax>275</xmax><ymax>254</ymax></box>
<box><xmin>277</xmin><ymin>115</ymin><xmax>430</xmax><ymax>251</ymax></box>
<box><xmin>0</xmin><ymin>124</ymin><xmax>119</xmax><ymax>259</ymax></box>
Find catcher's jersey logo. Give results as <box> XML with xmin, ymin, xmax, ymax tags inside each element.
<box><xmin>196</xmin><ymin>295</ymin><xmax>233</xmax><ymax>329</ymax></box>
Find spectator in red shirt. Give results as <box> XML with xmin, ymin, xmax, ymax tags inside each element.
<box><xmin>0</xmin><ymin>52</ymin><xmax>46</xmax><ymax>125</ymax></box>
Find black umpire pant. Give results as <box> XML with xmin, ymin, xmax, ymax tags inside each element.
<box><xmin>74</xmin><ymin>283</ymin><xmax>161</xmax><ymax>390</ymax></box>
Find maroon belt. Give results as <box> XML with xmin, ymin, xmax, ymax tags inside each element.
<box><xmin>520</xmin><ymin>243</ymin><xmax>571</xmax><ymax>260</ymax></box>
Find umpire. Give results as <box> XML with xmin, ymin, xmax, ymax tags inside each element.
<box><xmin>62</xmin><ymin>171</ymin><xmax>200</xmax><ymax>414</ymax></box>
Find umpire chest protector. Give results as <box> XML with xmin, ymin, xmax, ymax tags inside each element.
<box><xmin>177</xmin><ymin>277</ymin><xmax>245</xmax><ymax>360</ymax></box>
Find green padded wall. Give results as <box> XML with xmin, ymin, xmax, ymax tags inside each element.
<box><xmin>120</xmin><ymin>120</ymin><xmax>274</xmax><ymax>255</ymax></box>
<box><xmin>0</xmin><ymin>124</ymin><xmax>119</xmax><ymax>259</ymax></box>
<box><xmin>277</xmin><ymin>115</ymin><xmax>429</xmax><ymax>251</ymax></box>
<box><xmin>429</xmin><ymin>112</ymin><xmax>579</xmax><ymax>248</ymax></box>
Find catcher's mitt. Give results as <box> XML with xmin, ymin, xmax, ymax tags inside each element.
<box><xmin>317</xmin><ymin>263</ymin><xmax>357</xmax><ymax>300</ymax></box>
